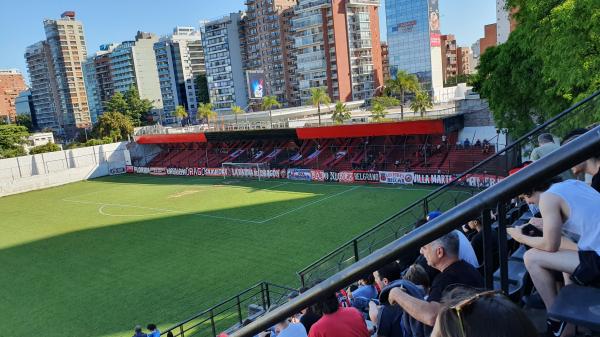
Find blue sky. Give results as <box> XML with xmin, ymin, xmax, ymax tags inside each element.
<box><xmin>0</xmin><ymin>0</ymin><xmax>496</xmax><ymax>83</ymax></box>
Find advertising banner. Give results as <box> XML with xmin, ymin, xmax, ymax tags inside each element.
<box><xmin>379</xmin><ymin>171</ymin><xmax>415</xmax><ymax>185</ymax></box>
<box><xmin>311</xmin><ymin>169</ymin><xmax>325</xmax><ymax>182</ymax></box>
<box><xmin>149</xmin><ymin>167</ymin><xmax>166</xmax><ymax>176</ymax></box>
<box><xmin>338</xmin><ymin>171</ymin><xmax>355</xmax><ymax>183</ymax></box>
<box><xmin>458</xmin><ymin>174</ymin><xmax>504</xmax><ymax>188</ymax></box>
<box><xmin>429</xmin><ymin>0</ymin><xmax>441</xmax><ymax>47</ymax></box>
<box><xmin>247</xmin><ymin>71</ymin><xmax>267</xmax><ymax>99</ymax></box>
<box><xmin>166</xmin><ymin>168</ymin><xmax>189</xmax><ymax>176</ymax></box>
<box><xmin>133</xmin><ymin>166</ymin><xmax>150</xmax><ymax>174</ymax></box>
<box><xmin>287</xmin><ymin>168</ymin><xmax>312</xmax><ymax>181</ymax></box>
<box><xmin>353</xmin><ymin>171</ymin><xmax>381</xmax><ymax>183</ymax></box>
<box><xmin>204</xmin><ymin>167</ymin><xmax>226</xmax><ymax>177</ymax></box>
<box><xmin>109</xmin><ymin>167</ymin><xmax>126</xmax><ymax>175</ymax></box>
<box><xmin>324</xmin><ymin>171</ymin><xmax>339</xmax><ymax>182</ymax></box>
<box><xmin>414</xmin><ymin>173</ymin><xmax>455</xmax><ymax>185</ymax></box>
<box><xmin>126</xmin><ymin>165</ymin><xmax>134</xmax><ymax>173</ymax></box>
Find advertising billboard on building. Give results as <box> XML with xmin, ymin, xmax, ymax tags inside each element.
<box><xmin>429</xmin><ymin>0</ymin><xmax>441</xmax><ymax>47</ymax></box>
<box><xmin>246</xmin><ymin>71</ymin><xmax>267</xmax><ymax>100</ymax></box>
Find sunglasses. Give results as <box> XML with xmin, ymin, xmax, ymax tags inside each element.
<box><xmin>448</xmin><ymin>290</ymin><xmax>503</xmax><ymax>337</ymax></box>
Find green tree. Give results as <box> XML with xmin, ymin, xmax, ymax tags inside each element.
<box><xmin>310</xmin><ymin>87</ymin><xmax>331</xmax><ymax>125</ymax></box>
<box><xmin>105</xmin><ymin>92</ymin><xmax>129</xmax><ymax>116</ymax></box>
<box><xmin>174</xmin><ymin>105</ymin><xmax>188</xmax><ymax>125</ymax></box>
<box><xmin>444</xmin><ymin>74</ymin><xmax>474</xmax><ymax>87</ymax></box>
<box><xmin>93</xmin><ymin>111</ymin><xmax>133</xmax><ymax>142</ymax></box>
<box><xmin>371</xmin><ymin>103</ymin><xmax>388</xmax><ymax>122</ymax></box>
<box><xmin>474</xmin><ymin>0</ymin><xmax>600</xmax><ymax>137</ymax></box>
<box><xmin>29</xmin><ymin>142</ymin><xmax>61</xmax><ymax>155</ymax></box>
<box><xmin>195</xmin><ymin>74</ymin><xmax>210</xmax><ymax>104</ymax></box>
<box><xmin>410</xmin><ymin>90</ymin><xmax>433</xmax><ymax>117</ymax></box>
<box><xmin>124</xmin><ymin>86</ymin><xmax>154</xmax><ymax>126</ymax></box>
<box><xmin>0</xmin><ymin>124</ymin><xmax>29</xmax><ymax>158</ymax></box>
<box><xmin>197</xmin><ymin>103</ymin><xmax>217</xmax><ymax>129</ymax></box>
<box><xmin>385</xmin><ymin>70</ymin><xmax>420</xmax><ymax>119</ymax></box>
<box><xmin>261</xmin><ymin>96</ymin><xmax>281</xmax><ymax>128</ymax></box>
<box><xmin>231</xmin><ymin>104</ymin><xmax>245</xmax><ymax>127</ymax></box>
<box><xmin>331</xmin><ymin>101</ymin><xmax>351</xmax><ymax>124</ymax></box>
<box><xmin>16</xmin><ymin>114</ymin><xmax>34</xmax><ymax>132</ymax></box>
<box><xmin>372</xmin><ymin>95</ymin><xmax>400</xmax><ymax>109</ymax></box>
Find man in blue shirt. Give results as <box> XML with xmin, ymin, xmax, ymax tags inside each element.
<box><xmin>147</xmin><ymin>324</ymin><xmax>160</xmax><ymax>337</ymax></box>
<box><xmin>132</xmin><ymin>325</ymin><xmax>147</xmax><ymax>337</ymax></box>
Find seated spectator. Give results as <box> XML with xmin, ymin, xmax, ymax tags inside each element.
<box><xmin>475</xmin><ymin>139</ymin><xmax>481</xmax><ymax>147</ymax></box>
<box><xmin>482</xmin><ymin>139</ymin><xmax>491</xmax><ymax>154</ymax></box>
<box><xmin>507</xmin><ymin>177</ymin><xmax>600</xmax><ymax>336</ymax></box>
<box><xmin>350</xmin><ymin>274</ymin><xmax>378</xmax><ymax>302</ymax></box>
<box><xmin>275</xmin><ymin>319</ymin><xmax>308</xmax><ymax>337</ymax></box>
<box><xmin>308</xmin><ymin>292</ymin><xmax>369</xmax><ymax>337</ymax></box>
<box><xmin>426</xmin><ymin>211</ymin><xmax>479</xmax><ymax>268</ymax></box>
<box><xmin>388</xmin><ymin>231</ymin><xmax>484</xmax><ymax>328</ymax></box>
<box><xmin>146</xmin><ymin>324</ymin><xmax>160</xmax><ymax>337</ymax></box>
<box><xmin>463</xmin><ymin>139</ymin><xmax>470</xmax><ymax>148</ymax></box>
<box><xmin>562</xmin><ymin>128</ymin><xmax>600</xmax><ymax>192</ymax></box>
<box><xmin>369</xmin><ymin>262</ymin><xmax>404</xmax><ymax>337</ymax></box>
<box><xmin>467</xmin><ymin>219</ymin><xmax>499</xmax><ymax>269</ymax></box>
<box><xmin>298</xmin><ymin>287</ymin><xmax>322</xmax><ymax>334</ymax></box>
<box><xmin>402</xmin><ymin>264</ymin><xmax>431</xmax><ymax>294</ymax></box>
<box><xmin>431</xmin><ymin>287</ymin><xmax>537</xmax><ymax>337</ymax></box>
<box><xmin>530</xmin><ymin>133</ymin><xmax>559</xmax><ymax>161</ymax></box>
<box><xmin>132</xmin><ymin>325</ymin><xmax>147</xmax><ymax>337</ymax></box>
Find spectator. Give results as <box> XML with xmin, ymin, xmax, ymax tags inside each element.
<box><xmin>275</xmin><ymin>319</ymin><xmax>308</xmax><ymax>337</ymax></box>
<box><xmin>167</xmin><ymin>332</ymin><xmax>174</xmax><ymax>337</ymax></box>
<box><xmin>426</xmin><ymin>211</ymin><xmax>479</xmax><ymax>268</ymax></box>
<box><xmin>431</xmin><ymin>287</ymin><xmax>537</xmax><ymax>337</ymax></box>
<box><xmin>463</xmin><ymin>138</ymin><xmax>470</xmax><ymax>148</ymax></box>
<box><xmin>403</xmin><ymin>264</ymin><xmax>431</xmax><ymax>294</ymax></box>
<box><xmin>482</xmin><ymin>139</ymin><xmax>491</xmax><ymax>154</ymax></box>
<box><xmin>350</xmin><ymin>274</ymin><xmax>378</xmax><ymax>302</ymax></box>
<box><xmin>298</xmin><ymin>287</ymin><xmax>322</xmax><ymax>334</ymax></box>
<box><xmin>507</xmin><ymin>177</ymin><xmax>600</xmax><ymax>337</ymax></box>
<box><xmin>441</xmin><ymin>134</ymin><xmax>448</xmax><ymax>148</ymax></box>
<box><xmin>388</xmin><ymin>231</ymin><xmax>484</xmax><ymax>327</ymax></box>
<box><xmin>467</xmin><ymin>219</ymin><xmax>499</xmax><ymax>270</ymax></box>
<box><xmin>146</xmin><ymin>324</ymin><xmax>160</xmax><ymax>337</ymax></box>
<box><xmin>562</xmin><ymin>128</ymin><xmax>600</xmax><ymax>192</ymax></box>
<box><xmin>132</xmin><ymin>325</ymin><xmax>147</xmax><ymax>337</ymax></box>
<box><xmin>530</xmin><ymin>133</ymin><xmax>559</xmax><ymax>161</ymax></box>
<box><xmin>308</xmin><ymin>292</ymin><xmax>369</xmax><ymax>337</ymax></box>
<box><xmin>369</xmin><ymin>262</ymin><xmax>404</xmax><ymax>337</ymax></box>
<box><xmin>475</xmin><ymin>139</ymin><xmax>481</xmax><ymax>147</ymax></box>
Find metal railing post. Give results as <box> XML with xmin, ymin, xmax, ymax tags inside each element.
<box><xmin>353</xmin><ymin>240</ymin><xmax>359</xmax><ymax>262</ymax></box>
<box><xmin>180</xmin><ymin>325</ymin><xmax>184</xmax><ymax>337</ymax></box>
<box><xmin>265</xmin><ymin>283</ymin><xmax>271</xmax><ymax>309</ymax></box>
<box><xmin>497</xmin><ymin>200</ymin><xmax>509</xmax><ymax>294</ymax></box>
<box><xmin>481</xmin><ymin>208</ymin><xmax>494</xmax><ymax>289</ymax></box>
<box><xmin>210</xmin><ymin>309</ymin><xmax>217</xmax><ymax>337</ymax></box>
<box><xmin>237</xmin><ymin>295</ymin><xmax>243</xmax><ymax>325</ymax></box>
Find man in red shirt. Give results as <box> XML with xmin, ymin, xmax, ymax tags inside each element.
<box><xmin>308</xmin><ymin>292</ymin><xmax>369</xmax><ymax>337</ymax></box>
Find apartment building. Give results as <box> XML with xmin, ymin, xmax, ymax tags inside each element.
<box><xmin>0</xmin><ymin>70</ymin><xmax>27</xmax><ymax>123</ymax></box>
<box><xmin>440</xmin><ymin>34</ymin><xmax>457</xmax><ymax>84</ymax></box>
<box><xmin>83</xmin><ymin>44</ymin><xmax>117</xmax><ymax>123</ymax></box>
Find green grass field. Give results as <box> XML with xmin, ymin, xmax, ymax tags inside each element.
<box><xmin>0</xmin><ymin>175</ymin><xmax>441</xmax><ymax>337</ymax></box>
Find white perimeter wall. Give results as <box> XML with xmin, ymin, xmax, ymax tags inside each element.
<box><xmin>0</xmin><ymin>142</ymin><xmax>131</xmax><ymax>197</ymax></box>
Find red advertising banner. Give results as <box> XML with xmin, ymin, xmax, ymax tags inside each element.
<box><xmin>311</xmin><ymin>170</ymin><xmax>325</xmax><ymax>182</ymax></box>
<box><xmin>338</xmin><ymin>171</ymin><xmax>355</xmax><ymax>183</ymax></box>
<box><xmin>149</xmin><ymin>167</ymin><xmax>166</xmax><ymax>176</ymax></box>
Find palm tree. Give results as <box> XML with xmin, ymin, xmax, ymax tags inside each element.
<box><xmin>371</xmin><ymin>102</ymin><xmax>387</xmax><ymax>122</ymax></box>
<box><xmin>174</xmin><ymin>105</ymin><xmax>188</xmax><ymax>125</ymax></box>
<box><xmin>410</xmin><ymin>90</ymin><xmax>433</xmax><ymax>117</ymax></box>
<box><xmin>310</xmin><ymin>87</ymin><xmax>331</xmax><ymax>125</ymax></box>
<box><xmin>231</xmin><ymin>104</ymin><xmax>244</xmax><ymax>128</ymax></box>
<box><xmin>331</xmin><ymin>101</ymin><xmax>351</xmax><ymax>124</ymax></box>
<box><xmin>197</xmin><ymin>103</ymin><xmax>217</xmax><ymax>129</ymax></box>
<box><xmin>385</xmin><ymin>70</ymin><xmax>420</xmax><ymax>119</ymax></box>
<box><xmin>261</xmin><ymin>96</ymin><xmax>281</xmax><ymax>128</ymax></box>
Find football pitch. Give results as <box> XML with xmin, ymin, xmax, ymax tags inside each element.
<box><xmin>1</xmin><ymin>175</ymin><xmax>450</xmax><ymax>337</ymax></box>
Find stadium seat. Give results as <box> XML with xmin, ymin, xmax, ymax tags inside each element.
<box><xmin>548</xmin><ymin>285</ymin><xmax>600</xmax><ymax>331</ymax></box>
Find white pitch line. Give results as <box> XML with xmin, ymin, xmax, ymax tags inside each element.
<box><xmin>98</xmin><ymin>204</ymin><xmax>173</xmax><ymax>217</ymax></box>
<box><xmin>258</xmin><ymin>186</ymin><xmax>361</xmax><ymax>223</ymax></box>
<box><xmin>261</xmin><ymin>181</ymin><xmax>290</xmax><ymax>191</ymax></box>
<box><xmin>62</xmin><ymin>198</ymin><xmax>263</xmax><ymax>224</ymax></box>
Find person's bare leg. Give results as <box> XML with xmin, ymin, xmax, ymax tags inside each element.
<box><xmin>523</xmin><ymin>249</ymin><xmax>579</xmax><ymax>309</ymax></box>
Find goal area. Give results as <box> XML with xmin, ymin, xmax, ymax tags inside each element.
<box><xmin>221</xmin><ymin>162</ymin><xmax>271</xmax><ymax>181</ymax></box>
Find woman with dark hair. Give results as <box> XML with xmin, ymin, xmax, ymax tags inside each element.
<box><xmin>431</xmin><ymin>288</ymin><xmax>537</xmax><ymax>337</ymax></box>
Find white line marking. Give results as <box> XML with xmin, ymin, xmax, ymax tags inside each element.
<box><xmin>63</xmin><ymin>198</ymin><xmax>263</xmax><ymax>224</ymax></box>
<box><xmin>258</xmin><ymin>186</ymin><xmax>361</xmax><ymax>223</ymax></box>
<box><xmin>98</xmin><ymin>204</ymin><xmax>173</xmax><ymax>217</ymax></box>
<box><xmin>261</xmin><ymin>181</ymin><xmax>290</xmax><ymax>191</ymax></box>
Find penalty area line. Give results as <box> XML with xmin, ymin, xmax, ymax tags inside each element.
<box><xmin>258</xmin><ymin>186</ymin><xmax>360</xmax><ymax>223</ymax></box>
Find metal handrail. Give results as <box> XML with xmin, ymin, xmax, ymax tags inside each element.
<box><xmin>160</xmin><ymin>281</ymin><xmax>297</xmax><ymax>336</ymax></box>
<box><xmin>232</xmin><ymin>122</ymin><xmax>600</xmax><ymax>337</ymax></box>
<box><xmin>296</xmin><ymin>90</ymin><xmax>600</xmax><ymax>283</ymax></box>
